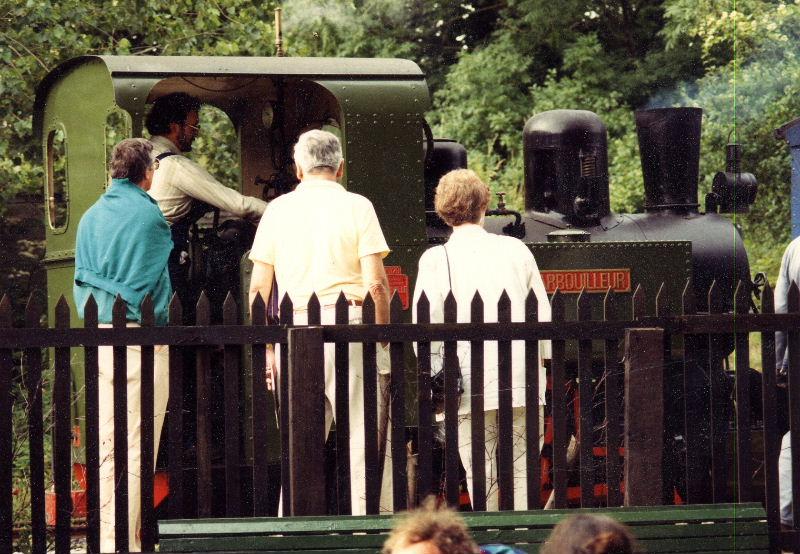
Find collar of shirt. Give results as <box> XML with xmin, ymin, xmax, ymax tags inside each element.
<box><xmin>149</xmin><ymin>135</ymin><xmax>180</xmax><ymax>155</ymax></box>
<box><xmin>448</xmin><ymin>223</ymin><xmax>486</xmax><ymax>241</ymax></box>
<box><xmin>295</xmin><ymin>177</ymin><xmax>345</xmax><ymax>193</ymax></box>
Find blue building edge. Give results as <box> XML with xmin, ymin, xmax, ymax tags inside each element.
<box><xmin>775</xmin><ymin>118</ymin><xmax>800</xmax><ymax>239</ymax></box>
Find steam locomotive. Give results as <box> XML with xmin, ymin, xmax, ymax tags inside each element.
<box><xmin>34</xmin><ymin>56</ymin><xmax>759</xmax><ymax>511</ymax></box>
<box><xmin>427</xmin><ymin>106</ymin><xmax>757</xmax><ymax>313</ymax></box>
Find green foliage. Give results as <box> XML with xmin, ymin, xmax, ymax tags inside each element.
<box><xmin>0</xmin><ymin>0</ymin><xmax>280</xmax><ymax>218</ymax></box>
<box><xmin>281</xmin><ymin>0</ymin><xmax>501</xmax><ymax>90</ymax></box>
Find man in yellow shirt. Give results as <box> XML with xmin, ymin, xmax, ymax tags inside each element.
<box><xmin>248</xmin><ymin>129</ymin><xmax>391</xmax><ymax>515</ymax></box>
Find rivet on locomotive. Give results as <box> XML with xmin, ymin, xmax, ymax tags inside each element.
<box><xmin>425</xmin><ymin>106</ymin><xmax>761</xmax><ymax>506</ymax></box>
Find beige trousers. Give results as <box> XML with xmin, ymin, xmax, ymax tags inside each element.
<box><xmin>98</xmin><ymin>324</ymin><xmax>169</xmax><ymax>553</ymax></box>
<box><xmin>457</xmin><ymin>407</ymin><xmax>531</xmax><ymax>511</ymax></box>
<box><xmin>278</xmin><ymin>306</ymin><xmax>393</xmax><ymax>515</ymax></box>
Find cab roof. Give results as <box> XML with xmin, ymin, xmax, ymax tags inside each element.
<box><xmin>34</xmin><ymin>55</ymin><xmax>426</xmax><ymax>135</ymax></box>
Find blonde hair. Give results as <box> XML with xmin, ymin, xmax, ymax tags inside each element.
<box><xmin>540</xmin><ymin>514</ymin><xmax>638</xmax><ymax>554</ymax></box>
<box><xmin>382</xmin><ymin>497</ymin><xmax>479</xmax><ymax>554</ymax></box>
<box><xmin>434</xmin><ymin>169</ymin><xmax>490</xmax><ymax>227</ymax></box>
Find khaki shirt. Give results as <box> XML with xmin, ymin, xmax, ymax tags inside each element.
<box><xmin>148</xmin><ymin>136</ymin><xmax>267</xmax><ymax>224</ymax></box>
<box><xmin>249</xmin><ymin>177</ymin><xmax>390</xmax><ymax>307</ymax></box>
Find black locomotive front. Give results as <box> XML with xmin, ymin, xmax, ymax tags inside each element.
<box><xmin>425</xmin><ymin>106</ymin><xmax>760</xmax><ymax>505</ymax></box>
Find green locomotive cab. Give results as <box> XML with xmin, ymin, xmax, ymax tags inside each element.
<box><xmin>34</xmin><ymin>56</ymin><xmax>432</xmax><ymax>493</ymax></box>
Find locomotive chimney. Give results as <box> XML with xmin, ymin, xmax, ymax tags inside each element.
<box><xmin>523</xmin><ymin>109</ymin><xmax>610</xmax><ymax>224</ymax></box>
<box><xmin>635</xmin><ymin>107</ymin><xmax>702</xmax><ymax>213</ymax></box>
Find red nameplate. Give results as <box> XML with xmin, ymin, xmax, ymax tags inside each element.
<box><xmin>540</xmin><ymin>269</ymin><xmax>631</xmax><ymax>294</ymax></box>
<box><xmin>385</xmin><ymin>265</ymin><xmax>410</xmax><ymax>309</ymax></box>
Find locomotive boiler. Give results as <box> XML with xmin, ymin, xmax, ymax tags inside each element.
<box><xmin>427</xmin><ymin>107</ymin><xmax>757</xmax><ymax>317</ymax></box>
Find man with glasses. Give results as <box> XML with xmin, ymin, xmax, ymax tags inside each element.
<box><xmin>146</xmin><ymin>92</ymin><xmax>267</xmax><ymax>313</ymax></box>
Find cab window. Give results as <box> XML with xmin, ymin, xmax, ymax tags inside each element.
<box><xmin>45</xmin><ymin>127</ymin><xmax>68</xmax><ymax>232</ymax></box>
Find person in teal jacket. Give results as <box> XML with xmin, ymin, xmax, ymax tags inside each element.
<box><xmin>74</xmin><ymin>138</ymin><xmax>172</xmax><ymax>552</ymax></box>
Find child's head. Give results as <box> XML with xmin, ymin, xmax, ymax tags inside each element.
<box><xmin>382</xmin><ymin>497</ymin><xmax>479</xmax><ymax>554</ymax></box>
<box><xmin>541</xmin><ymin>514</ymin><xmax>638</xmax><ymax>554</ymax></box>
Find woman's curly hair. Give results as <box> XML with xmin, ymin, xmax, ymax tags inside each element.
<box><xmin>382</xmin><ymin>497</ymin><xmax>479</xmax><ymax>554</ymax></box>
<box><xmin>540</xmin><ymin>514</ymin><xmax>639</xmax><ymax>554</ymax></box>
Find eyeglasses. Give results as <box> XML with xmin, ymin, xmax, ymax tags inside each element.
<box><xmin>184</xmin><ymin>122</ymin><xmax>200</xmax><ymax>134</ymax></box>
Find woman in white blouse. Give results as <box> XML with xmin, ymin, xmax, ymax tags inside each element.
<box><xmin>412</xmin><ymin>169</ymin><xmax>551</xmax><ymax>511</ymax></box>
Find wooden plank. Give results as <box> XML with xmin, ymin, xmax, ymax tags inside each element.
<box><xmin>157</xmin><ymin>503</ymin><xmax>767</xmax><ymax>537</ymax></box>
<box><xmin>53</xmin><ymin>302</ymin><xmax>71</xmax><ymax>554</ymax></box>
<box><xmin>82</xmin><ymin>295</ymin><xmax>100</xmax><ymax>553</ymax></box>
<box><xmin>140</xmin><ymin>295</ymin><xmax>156</xmax><ymax>550</ymax></box>
<box><xmin>443</xmin><ymin>291</ymin><xmax>460</xmax><ymax>507</ymax></box>
<box><xmin>471</xmin><ymin>292</ymin><xmax>486</xmax><ymax>512</ymax></box>
<box><xmin>24</xmin><ymin>294</ymin><xmax>46</xmax><ymax>554</ymax></box>
<box><xmin>497</xmin><ymin>291</ymin><xmax>513</xmax><ymax>511</ymax></box>
<box><xmin>390</xmin><ymin>294</ymin><xmax>407</xmax><ymax>511</ymax></box>
<box><xmin>195</xmin><ymin>292</ymin><xmax>213</xmax><ymax>518</ymax></box>
<box><xmin>624</xmin><ymin>327</ymin><xmax>664</xmax><ymax>506</ymax></box>
<box><xmin>251</xmin><ymin>293</ymin><xmax>270</xmax><ymax>516</ymax></box>
<box><xmin>788</xmin><ymin>282</ymin><xmax>800</xmax><ymax>549</ymax></box>
<box><xmin>112</xmin><ymin>295</ymin><xmax>129</xmax><ymax>550</ymax></box>
<box><xmin>0</xmin><ymin>296</ymin><xmax>13</xmax><ymax>554</ymax></box>
<box><xmin>708</xmin><ymin>281</ymin><xmax>731</xmax><ymax>503</ymax></box>
<box><xmin>759</xmin><ymin>281</ymin><xmax>782</xmax><ymax>551</ymax></box>
<box><xmin>223</xmin><ymin>293</ymin><xmax>241</xmax><ymax>517</ymax></box>
<box><xmin>656</xmin><ymin>282</ymin><xmax>676</xmax><ymax>505</ymax></box>
<box><xmin>682</xmin><ymin>279</ymin><xmax>712</xmax><ymax>504</ymax></box>
<box><xmin>524</xmin><ymin>289</ymin><xmax>540</xmax><ymax>510</ymax></box>
<box><xmin>415</xmin><ymin>293</ymin><xmax>433</xmax><ymax>505</ymax></box>
<box><xmin>279</xmin><ymin>293</ymin><xmax>294</xmax><ymax>514</ymax></box>
<box><xmin>158</xmin><ymin>518</ymin><xmax>769</xmax><ymax>553</ymax></box>
<box><xmin>361</xmin><ymin>295</ymin><xmax>379</xmax><ymax>515</ymax></box>
<box><xmin>288</xmin><ymin>327</ymin><xmax>326</xmax><ymax>515</ymax></box>
<box><xmin>603</xmin><ymin>289</ymin><xmax>622</xmax><ymax>507</ymax></box>
<box><xmin>576</xmin><ymin>290</ymin><xmax>594</xmax><ymax>508</ymax></box>
<box><xmin>307</xmin><ymin>293</ymin><xmax>321</xmax><ymax>326</ymax></box>
<box><xmin>168</xmin><ymin>293</ymin><xmax>185</xmax><ymax>519</ymax></box>
<box><xmin>334</xmin><ymin>293</ymin><xmax>351</xmax><ymax>515</ymax></box>
<box><xmin>550</xmin><ymin>291</ymin><xmax>567</xmax><ymax>508</ymax></box>
<box><xmin>734</xmin><ymin>281</ymin><xmax>752</xmax><ymax>503</ymax></box>
<box><xmin>8</xmin><ymin>312</ymin><xmax>800</xmax><ymax>350</ymax></box>
<box><xmin>632</xmin><ymin>284</ymin><xmax>647</xmax><ymax>320</ymax></box>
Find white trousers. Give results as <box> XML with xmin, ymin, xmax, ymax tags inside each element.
<box><xmin>780</xmin><ymin>431</ymin><xmax>794</xmax><ymax>526</ymax></box>
<box><xmin>98</xmin><ymin>324</ymin><xmax>169</xmax><ymax>553</ymax></box>
<box><xmin>457</xmin><ymin>407</ymin><xmax>530</xmax><ymax>511</ymax></box>
<box><xmin>280</xmin><ymin>306</ymin><xmax>393</xmax><ymax>515</ymax></box>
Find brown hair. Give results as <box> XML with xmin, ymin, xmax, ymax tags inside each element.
<box><xmin>145</xmin><ymin>92</ymin><xmax>201</xmax><ymax>135</ymax></box>
<box><xmin>110</xmin><ymin>138</ymin><xmax>154</xmax><ymax>184</ymax></box>
<box><xmin>382</xmin><ymin>497</ymin><xmax>479</xmax><ymax>554</ymax></box>
<box><xmin>434</xmin><ymin>169</ymin><xmax>490</xmax><ymax>227</ymax></box>
<box><xmin>540</xmin><ymin>514</ymin><xmax>638</xmax><ymax>554</ymax></box>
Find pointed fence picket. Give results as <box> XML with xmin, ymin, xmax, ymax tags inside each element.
<box><xmin>3</xmin><ymin>279</ymin><xmax>800</xmax><ymax>553</ymax></box>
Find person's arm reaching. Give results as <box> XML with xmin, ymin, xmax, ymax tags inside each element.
<box><xmin>361</xmin><ymin>253</ymin><xmax>390</xmax><ymax>325</ymax></box>
<box><xmin>249</xmin><ymin>260</ymin><xmax>275</xmax><ymax>320</ymax></box>
<box><xmin>172</xmin><ymin>156</ymin><xmax>267</xmax><ymax>221</ymax></box>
